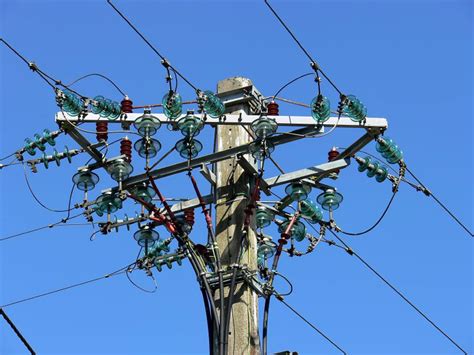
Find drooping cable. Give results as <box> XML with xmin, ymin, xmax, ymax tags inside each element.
<box><xmin>272</xmin><ymin>72</ymin><xmax>314</xmax><ymax>101</ymax></box>
<box><xmin>273</xmin><ymin>292</ymin><xmax>347</xmax><ymax>354</ymax></box>
<box><xmin>22</xmin><ymin>162</ymin><xmax>76</xmax><ymax>213</ymax></box>
<box><xmin>63</xmin><ymin>73</ymin><xmax>126</xmax><ymax>96</ymax></box>
<box><xmin>0</xmin><ymin>265</ymin><xmax>130</xmax><ymax>309</ymax></box>
<box><xmin>405</xmin><ymin>166</ymin><xmax>473</xmax><ymax>237</ymax></box>
<box><xmin>125</xmin><ymin>268</ymin><xmax>158</xmax><ymax>293</ymax></box>
<box><xmin>0</xmin><ymin>309</ymin><xmax>36</xmax><ymax>354</ymax></box>
<box><xmin>325</xmin><ymin>228</ymin><xmax>468</xmax><ymax>354</ymax></box>
<box><xmin>106</xmin><ymin>0</ymin><xmax>200</xmax><ymax>92</ymax></box>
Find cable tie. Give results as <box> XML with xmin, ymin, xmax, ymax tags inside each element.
<box><xmin>345</xmin><ymin>247</ymin><xmax>354</xmax><ymax>256</ymax></box>
<box><xmin>28</xmin><ymin>62</ymin><xmax>37</xmax><ymax>71</ymax></box>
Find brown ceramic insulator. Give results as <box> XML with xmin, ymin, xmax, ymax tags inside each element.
<box><xmin>184</xmin><ymin>208</ymin><xmax>195</xmax><ymax>227</ymax></box>
<box><xmin>267</xmin><ymin>101</ymin><xmax>279</xmax><ymax>115</ymax></box>
<box><xmin>96</xmin><ymin>121</ymin><xmax>108</xmax><ymax>142</ymax></box>
<box><xmin>121</xmin><ymin>96</ymin><xmax>133</xmax><ymax>113</ymax></box>
<box><xmin>328</xmin><ymin>147</ymin><xmax>340</xmax><ymax>174</ymax></box>
<box><xmin>120</xmin><ymin>137</ymin><xmax>132</xmax><ymax>162</ymax></box>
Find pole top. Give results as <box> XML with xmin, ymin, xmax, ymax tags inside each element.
<box><xmin>217</xmin><ymin>77</ymin><xmax>254</xmax><ymax>94</ymax></box>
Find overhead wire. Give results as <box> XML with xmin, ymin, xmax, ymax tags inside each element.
<box><xmin>325</xmin><ymin>228</ymin><xmax>468</xmax><ymax>354</ymax></box>
<box><xmin>263</xmin><ymin>0</ymin><xmax>343</xmax><ymax>96</ymax></box>
<box><xmin>0</xmin><ymin>212</ymin><xmax>87</xmax><ymax>243</ymax></box>
<box><xmin>0</xmin><ymin>264</ymin><xmax>131</xmax><ymax>309</ymax></box>
<box><xmin>273</xmin><ymin>292</ymin><xmax>347</xmax><ymax>354</ymax></box>
<box><xmin>106</xmin><ymin>0</ymin><xmax>200</xmax><ymax>93</ymax></box>
<box><xmin>0</xmin><ymin>308</ymin><xmax>36</xmax><ymax>354</ymax></box>
<box><xmin>404</xmin><ymin>166</ymin><xmax>473</xmax><ymax>237</ymax></box>
<box><xmin>63</xmin><ymin>73</ymin><xmax>126</xmax><ymax>96</ymax></box>
<box><xmin>22</xmin><ymin>162</ymin><xmax>77</xmax><ymax>213</ymax></box>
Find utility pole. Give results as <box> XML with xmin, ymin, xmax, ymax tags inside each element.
<box><xmin>214</xmin><ymin>77</ymin><xmax>261</xmax><ymax>354</ymax></box>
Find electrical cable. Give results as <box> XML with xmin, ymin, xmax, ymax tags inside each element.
<box><xmin>106</xmin><ymin>0</ymin><xmax>200</xmax><ymax>93</ymax></box>
<box><xmin>338</xmin><ymin>184</ymin><xmax>399</xmax><ymax>236</ymax></box>
<box><xmin>263</xmin><ymin>0</ymin><xmax>343</xmax><ymax>96</ymax></box>
<box><xmin>63</xmin><ymin>73</ymin><xmax>126</xmax><ymax>96</ymax></box>
<box><xmin>272</xmin><ymin>271</ymin><xmax>293</xmax><ymax>296</ymax></box>
<box><xmin>404</xmin><ymin>166</ymin><xmax>473</xmax><ymax>237</ymax></box>
<box><xmin>272</xmin><ymin>72</ymin><xmax>314</xmax><ymax>101</ymax></box>
<box><xmin>125</xmin><ymin>268</ymin><xmax>158</xmax><ymax>293</ymax></box>
<box><xmin>325</xmin><ymin>228</ymin><xmax>468</xmax><ymax>354</ymax></box>
<box><xmin>0</xmin><ymin>265</ymin><xmax>130</xmax><ymax>309</ymax></box>
<box><xmin>0</xmin><ymin>152</ymin><xmax>16</xmax><ymax>162</ymax></box>
<box><xmin>0</xmin><ymin>213</ymin><xmax>88</xmax><ymax>242</ymax></box>
<box><xmin>273</xmin><ymin>292</ymin><xmax>347</xmax><ymax>354</ymax></box>
<box><xmin>0</xmin><ymin>309</ymin><xmax>36</xmax><ymax>354</ymax></box>
<box><xmin>22</xmin><ymin>162</ymin><xmax>76</xmax><ymax>213</ymax></box>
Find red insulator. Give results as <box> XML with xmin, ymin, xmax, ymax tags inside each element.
<box><xmin>120</xmin><ymin>137</ymin><xmax>132</xmax><ymax>162</ymax></box>
<box><xmin>184</xmin><ymin>208</ymin><xmax>195</xmax><ymax>227</ymax></box>
<box><xmin>121</xmin><ymin>95</ymin><xmax>133</xmax><ymax>113</ymax></box>
<box><xmin>328</xmin><ymin>147</ymin><xmax>340</xmax><ymax>174</ymax></box>
<box><xmin>96</xmin><ymin>121</ymin><xmax>108</xmax><ymax>142</ymax></box>
<box><xmin>267</xmin><ymin>101</ymin><xmax>279</xmax><ymax>116</ymax></box>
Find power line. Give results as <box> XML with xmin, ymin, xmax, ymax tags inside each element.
<box><xmin>273</xmin><ymin>292</ymin><xmax>347</xmax><ymax>354</ymax></box>
<box><xmin>325</xmin><ymin>228</ymin><xmax>468</xmax><ymax>354</ymax></box>
<box><xmin>0</xmin><ymin>215</ymin><xmax>89</xmax><ymax>242</ymax></box>
<box><xmin>106</xmin><ymin>0</ymin><xmax>200</xmax><ymax>93</ymax></box>
<box><xmin>0</xmin><ymin>308</ymin><xmax>36</xmax><ymax>354</ymax></box>
<box><xmin>0</xmin><ymin>265</ymin><xmax>130</xmax><ymax>309</ymax></box>
<box><xmin>263</xmin><ymin>0</ymin><xmax>343</xmax><ymax>96</ymax></box>
<box><xmin>405</xmin><ymin>166</ymin><xmax>473</xmax><ymax>237</ymax></box>
<box><xmin>64</xmin><ymin>73</ymin><xmax>126</xmax><ymax>96</ymax></box>
<box><xmin>338</xmin><ymin>189</ymin><xmax>398</xmax><ymax>236</ymax></box>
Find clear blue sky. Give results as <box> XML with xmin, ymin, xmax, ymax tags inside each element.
<box><xmin>0</xmin><ymin>0</ymin><xmax>472</xmax><ymax>354</ymax></box>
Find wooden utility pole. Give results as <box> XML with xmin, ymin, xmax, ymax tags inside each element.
<box><xmin>214</xmin><ymin>77</ymin><xmax>261</xmax><ymax>354</ymax></box>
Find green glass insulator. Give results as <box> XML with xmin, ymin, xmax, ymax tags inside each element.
<box><xmin>256</xmin><ymin>206</ymin><xmax>274</xmax><ymax>228</ymax></box>
<box><xmin>300</xmin><ymin>199</ymin><xmax>323</xmax><ymax>223</ymax></box>
<box><xmin>278</xmin><ymin>220</ymin><xmax>306</xmax><ymax>242</ymax></box>
<box><xmin>257</xmin><ymin>240</ymin><xmax>276</xmax><ymax>259</ymax></box>
<box><xmin>367</xmin><ymin>161</ymin><xmax>379</xmax><ymax>178</ymax></box>
<box><xmin>162</xmin><ymin>92</ymin><xmax>183</xmax><ymax>120</ymax></box>
<box><xmin>93</xmin><ymin>205</ymin><xmax>104</xmax><ymax>217</ymax></box>
<box><xmin>99</xmin><ymin>99</ymin><xmax>112</xmax><ymax>119</ymax></box>
<box><xmin>376</xmin><ymin>137</ymin><xmax>403</xmax><ymax>164</ymax></box>
<box><xmin>91</xmin><ymin>95</ymin><xmax>106</xmax><ymax>115</ymax></box>
<box><xmin>107</xmin><ymin>101</ymin><xmax>121</xmax><ymax>121</ymax></box>
<box><xmin>310</xmin><ymin>95</ymin><xmax>331</xmax><ymax>123</ymax></box>
<box><xmin>42</xmin><ymin>129</ymin><xmax>56</xmax><ymax>146</ymax></box>
<box><xmin>375</xmin><ymin>166</ymin><xmax>388</xmax><ymax>183</ymax></box>
<box><xmin>357</xmin><ymin>156</ymin><xmax>371</xmax><ymax>172</ymax></box>
<box><xmin>249</xmin><ymin>140</ymin><xmax>275</xmax><ymax>161</ymax></box>
<box><xmin>62</xmin><ymin>91</ymin><xmax>82</xmax><ymax>116</ymax></box>
<box><xmin>154</xmin><ymin>239</ymin><xmax>170</xmax><ymax>254</ymax></box>
<box><xmin>33</xmin><ymin>133</ymin><xmax>46</xmax><ymax>151</ymax></box>
<box><xmin>133</xmin><ymin>226</ymin><xmax>159</xmax><ymax>247</ymax></box>
<box><xmin>203</xmin><ymin>90</ymin><xmax>225</xmax><ymax>118</ymax></box>
<box><xmin>257</xmin><ymin>255</ymin><xmax>265</xmax><ymax>267</ymax></box>
<box><xmin>24</xmin><ymin>138</ymin><xmax>36</xmax><ymax>156</ymax></box>
<box><xmin>96</xmin><ymin>192</ymin><xmax>122</xmax><ymax>214</ymax></box>
<box><xmin>41</xmin><ymin>152</ymin><xmax>49</xmax><ymax>169</ymax></box>
<box><xmin>134</xmin><ymin>137</ymin><xmax>161</xmax><ymax>159</ymax></box>
<box><xmin>52</xmin><ymin>149</ymin><xmax>61</xmax><ymax>166</ymax></box>
<box><xmin>63</xmin><ymin>146</ymin><xmax>72</xmax><ymax>163</ymax></box>
<box><xmin>130</xmin><ymin>184</ymin><xmax>156</xmax><ymax>204</ymax></box>
<box><xmin>176</xmin><ymin>257</ymin><xmax>183</xmax><ymax>266</ymax></box>
<box><xmin>285</xmin><ymin>182</ymin><xmax>311</xmax><ymax>202</ymax></box>
<box><xmin>251</xmin><ymin>115</ymin><xmax>278</xmax><ymax>139</ymax></box>
<box><xmin>343</xmin><ymin>95</ymin><xmax>367</xmax><ymax>122</ymax></box>
<box><xmin>107</xmin><ymin>158</ymin><xmax>133</xmax><ymax>182</ymax></box>
<box><xmin>177</xmin><ymin>112</ymin><xmax>204</xmax><ymax>138</ymax></box>
<box><xmin>134</xmin><ymin>110</ymin><xmax>161</xmax><ymax>136</ymax></box>
<box><xmin>175</xmin><ymin>138</ymin><xmax>203</xmax><ymax>159</ymax></box>
<box><xmin>72</xmin><ymin>169</ymin><xmax>99</xmax><ymax>191</ymax></box>
<box><xmin>317</xmin><ymin>189</ymin><xmax>343</xmax><ymax>211</ymax></box>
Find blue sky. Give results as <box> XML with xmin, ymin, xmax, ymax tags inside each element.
<box><xmin>0</xmin><ymin>0</ymin><xmax>472</xmax><ymax>354</ymax></box>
